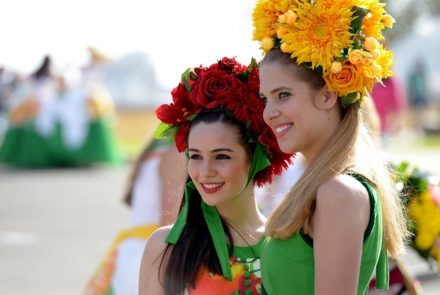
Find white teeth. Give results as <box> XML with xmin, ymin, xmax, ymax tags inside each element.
<box><xmin>275</xmin><ymin>124</ymin><xmax>291</xmax><ymax>134</ymax></box>
<box><xmin>203</xmin><ymin>183</ymin><xmax>222</xmax><ymax>189</ymax></box>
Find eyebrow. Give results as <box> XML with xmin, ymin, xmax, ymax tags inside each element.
<box><xmin>269</xmin><ymin>86</ymin><xmax>291</xmax><ymax>95</ymax></box>
<box><xmin>188</xmin><ymin>148</ymin><xmax>234</xmax><ymax>153</ymax></box>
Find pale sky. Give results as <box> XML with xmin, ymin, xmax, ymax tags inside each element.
<box><xmin>1</xmin><ymin>0</ymin><xmax>261</xmax><ymax>89</ymax></box>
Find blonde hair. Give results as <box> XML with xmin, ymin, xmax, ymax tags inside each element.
<box><xmin>262</xmin><ymin>49</ymin><xmax>408</xmax><ymax>257</ymax></box>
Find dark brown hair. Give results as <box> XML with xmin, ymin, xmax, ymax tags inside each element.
<box><xmin>160</xmin><ymin>110</ymin><xmax>254</xmax><ymax>295</ymax></box>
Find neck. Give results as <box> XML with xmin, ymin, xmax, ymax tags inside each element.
<box><xmin>216</xmin><ymin>184</ymin><xmax>265</xmax><ymax>245</ymax></box>
<box><xmin>303</xmin><ymin>110</ymin><xmax>341</xmax><ymax>162</ymax></box>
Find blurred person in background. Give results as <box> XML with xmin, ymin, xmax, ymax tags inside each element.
<box><xmin>371</xmin><ymin>74</ymin><xmax>407</xmax><ymax>146</ymax></box>
<box><xmin>84</xmin><ymin>137</ymin><xmax>186</xmax><ymax>295</ymax></box>
<box><xmin>0</xmin><ymin>50</ymin><xmax>123</xmax><ymax>167</ymax></box>
<box><xmin>56</xmin><ymin>46</ymin><xmax>123</xmax><ymax>166</ymax></box>
<box><xmin>0</xmin><ymin>66</ymin><xmax>19</xmax><ymax>138</ymax></box>
<box><xmin>0</xmin><ymin>55</ymin><xmax>64</xmax><ymax>167</ymax></box>
<box><xmin>407</xmin><ymin>57</ymin><xmax>429</xmax><ymax>135</ymax></box>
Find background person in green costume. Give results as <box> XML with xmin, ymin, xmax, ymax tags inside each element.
<box><xmin>139</xmin><ymin>57</ymin><xmax>292</xmax><ymax>295</ymax></box>
<box><xmin>253</xmin><ymin>0</ymin><xmax>409</xmax><ymax>294</ymax></box>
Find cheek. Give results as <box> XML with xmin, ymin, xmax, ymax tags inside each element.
<box><xmin>187</xmin><ymin>163</ymin><xmax>197</xmax><ymax>179</ymax></box>
<box><xmin>262</xmin><ymin>104</ymin><xmax>272</xmax><ymax>125</ymax></box>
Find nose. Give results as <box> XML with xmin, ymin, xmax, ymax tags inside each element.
<box><xmin>200</xmin><ymin>159</ymin><xmax>216</xmax><ymax>178</ymax></box>
<box><xmin>263</xmin><ymin>101</ymin><xmax>281</xmax><ymax>123</ymax></box>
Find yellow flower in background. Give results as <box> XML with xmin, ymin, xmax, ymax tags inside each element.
<box><xmin>252</xmin><ymin>0</ymin><xmax>297</xmax><ymax>41</ymax></box>
<box><xmin>358</xmin><ymin>0</ymin><xmax>387</xmax><ymax>39</ymax></box>
<box><xmin>416</xmin><ymin>232</ymin><xmax>434</xmax><ymax>251</ymax></box>
<box><xmin>279</xmin><ymin>0</ymin><xmax>354</xmax><ymax>71</ymax></box>
<box><xmin>408</xmin><ymin>191</ymin><xmax>440</xmax><ymax>253</ymax></box>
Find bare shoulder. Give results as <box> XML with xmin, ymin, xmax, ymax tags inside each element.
<box><xmin>313</xmin><ymin>175</ymin><xmax>370</xmax><ymax>294</ymax></box>
<box><xmin>316</xmin><ymin>174</ymin><xmax>369</xmax><ymax>211</ymax></box>
<box><xmin>144</xmin><ymin>225</ymin><xmax>173</xmax><ymax>256</ymax></box>
<box><xmin>139</xmin><ymin>226</ymin><xmax>173</xmax><ymax>295</ymax></box>
<box><xmin>313</xmin><ymin>174</ymin><xmax>370</xmax><ymax>234</ymax></box>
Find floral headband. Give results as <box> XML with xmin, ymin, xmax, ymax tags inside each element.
<box><xmin>154</xmin><ymin>57</ymin><xmax>293</xmax><ymax>280</ymax></box>
<box><xmin>252</xmin><ymin>0</ymin><xmax>395</xmax><ymax>106</ymax></box>
<box><xmin>155</xmin><ymin>57</ymin><xmax>292</xmax><ymax>186</ymax></box>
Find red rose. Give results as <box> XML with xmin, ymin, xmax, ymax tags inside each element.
<box><xmin>218</xmin><ymin>57</ymin><xmax>239</xmax><ymax>73</ymax></box>
<box><xmin>189</xmin><ymin>68</ymin><xmax>241</xmax><ymax>108</ymax></box>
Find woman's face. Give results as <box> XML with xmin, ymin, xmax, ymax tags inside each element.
<box><xmin>259</xmin><ymin>62</ymin><xmax>331</xmax><ymax>158</ymax></box>
<box><xmin>187</xmin><ymin>121</ymin><xmax>251</xmax><ymax>207</ymax></box>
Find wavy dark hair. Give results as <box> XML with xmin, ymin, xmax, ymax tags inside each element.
<box><xmin>159</xmin><ymin>110</ymin><xmax>255</xmax><ymax>295</ymax></box>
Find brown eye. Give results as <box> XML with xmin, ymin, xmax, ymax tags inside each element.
<box><xmin>278</xmin><ymin>92</ymin><xmax>290</xmax><ymax>100</ymax></box>
<box><xmin>216</xmin><ymin>154</ymin><xmax>231</xmax><ymax>160</ymax></box>
<box><xmin>189</xmin><ymin>154</ymin><xmax>202</xmax><ymax>160</ymax></box>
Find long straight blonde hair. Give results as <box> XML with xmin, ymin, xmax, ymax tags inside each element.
<box><xmin>262</xmin><ymin>49</ymin><xmax>408</xmax><ymax>257</ymax></box>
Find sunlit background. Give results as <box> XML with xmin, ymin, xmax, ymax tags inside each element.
<box><xmin>2</xmin><ymin>0</ymin><xmax>440</xmax><ymax>147</ymax></box>
<box><xmin>1</xmin><ymin>1</ymin><xmax>440</xmax><ymax>294</ymax></box>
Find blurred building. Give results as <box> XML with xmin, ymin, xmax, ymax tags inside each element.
<box><xmin>99</xmin><ymin>52</ymin><xmax>169</xmax><ymax>109</ymax></box>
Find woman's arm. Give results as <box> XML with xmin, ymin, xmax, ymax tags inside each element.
<box><xmin>313</xmin><ymin>174</ymin><xmax>370</xmax><ymax>295</ymax></box>
<box><xmin>139</xmin><ymin>226</ymin><xmax>172</xmax><ymax>295</ymax></box>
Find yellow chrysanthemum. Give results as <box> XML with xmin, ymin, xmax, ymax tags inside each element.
<box><xmin>252</xmin><ymin>0</ymin><xmax>297</xmax><ymax>41</ymax></box>
<box><xmin>316</xmin><ymin>0</ymin><xmax>355</xmax><ymax>9</ymax></box>
<box><xmin>357</xmin><ymin>0</ymin><xmax>387</xmax><ymax>39</ymax></box>
<box><xmin>375</xmin><ymin>44</ymin><xmax>394</xmax><ymax>79</ymax></box>
<box><xmin>279</xmin><ymin>0</ymin><xmax>355</xmax><ymax>71</ymax></box>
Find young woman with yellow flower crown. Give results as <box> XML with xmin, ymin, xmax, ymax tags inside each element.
<box><xmin>138</xmin><ymin>57</ymin><xmax>292</xmax><ymax>295</ymax></box>
<box><xmin>252</xmin><ymin>0</ymin><xmax>409</xmax><ymax>294</ymax></box>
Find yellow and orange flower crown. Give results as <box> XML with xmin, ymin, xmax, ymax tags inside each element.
<box><xmin>252</xmin><ymin>0</ymin><xmax>395</xmax><ymax>106</ymax></box>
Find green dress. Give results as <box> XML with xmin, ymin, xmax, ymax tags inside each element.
<box><xmin>261</xmin><ymin>174</ymin><xmax>389</xmax><ymax>295</ymax></box>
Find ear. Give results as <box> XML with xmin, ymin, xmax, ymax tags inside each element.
<box><xmin>314</xmin><ymin>85</ymin><xmax>338</xmax><ymax>110</ymax></box>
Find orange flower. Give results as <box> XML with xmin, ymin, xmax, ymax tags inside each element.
<box><xmin>324</xmin><ymin>62</ymin><xmax>364</xmax><ymax>96</ymax></box>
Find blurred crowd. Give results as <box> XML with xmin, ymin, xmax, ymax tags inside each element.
<box><xmin>0</xmin><ymin>48</ymin><xmax>122</xmax><ymax>167</ymax></box>
<box><xmin>370</xmin><ymin>55</ymin><xmax>439</xmax><ymax>147</ymax></box>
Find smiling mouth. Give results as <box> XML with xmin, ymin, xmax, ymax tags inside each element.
<box><xmin>201</xmin><ymin>182</ymin><xmax>224</xmax><ymax>194</ymax></box>
<box><xmin>274</xmin><ymin>123</ymin><xmax>293</xmax><ymax>136</ymax></box>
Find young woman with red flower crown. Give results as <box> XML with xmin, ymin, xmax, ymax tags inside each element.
<box><xmin>252</xmin><ymin>0</ymin><xmax>409</xmax><ymax>294</ymax></box>
<box><xmin>138</xmin><ymin>57</ymin><xmax>292</xmax><ymax>295</ymax></box>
